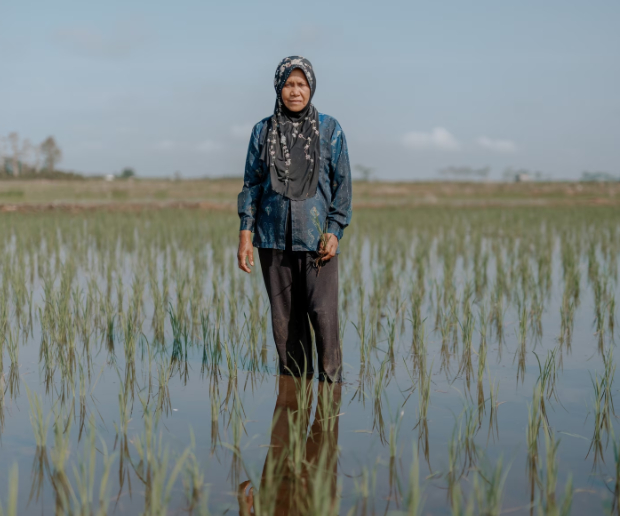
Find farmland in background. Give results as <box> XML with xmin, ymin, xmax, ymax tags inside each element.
<box><xmin>0</xmin><ymin>178</ymin><xmax>619</xmax><ymax>209</ymax></box>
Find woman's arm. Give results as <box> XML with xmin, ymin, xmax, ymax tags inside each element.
<box><xmin>326</xmin><ymin>121</ymin><xmax>352</xmax><ymax>241</ymax></box>
<box><xmin>237</xmin><ymin>122</ymin><xmax>265</xmax><ymax>233</ymax></box>
<box><xmin>237</xmin><ymin>122</ymin><xmax>265</xmax><ymax>273</ymax></box>
<box><xmin>319</xmin><ymin>121</ymin><xmax>352</xmax><ymax>261</ymax></box>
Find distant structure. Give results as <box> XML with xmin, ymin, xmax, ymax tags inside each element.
<box><xmin>514</xmin><ymin>173</ymin><xmax>532</xmax><ymax>183</ymax></box>
<box><xmin>502</xmin><ymin>167</ymin><xmax>544</xmax><ymax>183</ymax></box>
<box><xmin>104</xmin><ymin>174</ymin><xmax>115</xmax><ymax>182</ymax></box>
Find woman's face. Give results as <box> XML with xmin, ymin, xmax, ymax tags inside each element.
<box><xmin>281</xmin><ymin>69</ymin><xmax>311</xmax><ymax>112</ymax></box>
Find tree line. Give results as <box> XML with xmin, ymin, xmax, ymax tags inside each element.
<box><xmin>0</xmin><ymin>132</ymin><xmax>67</xmax><ymax>178</ymax></box>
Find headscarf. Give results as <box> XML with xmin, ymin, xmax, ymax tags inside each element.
<box><xmin>260</xmin><ymin>56</ymin><xmax>320</xmax><ymax>201</ymax></box>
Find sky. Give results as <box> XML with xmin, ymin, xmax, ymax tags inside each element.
<box><xmin>1</xmin><ymin>0</ymin><xmax>618</xmax><ymax>180</ymax></box>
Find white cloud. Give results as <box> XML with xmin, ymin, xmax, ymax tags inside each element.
<box><xmin>402</xmin><ymin>127</ymin><xmax>461</xmax><ymax>151</ymax></box>
<box><xmin>230</xmin><ymin>123</ymin><xmax>254</xmax><ymax>140</ymax></box>
<box><xmin>476</xmin><ymin>136</ymin><xmax>517</xmax><ymax>153</ymax></box>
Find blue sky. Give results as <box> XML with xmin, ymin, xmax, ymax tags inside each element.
<box><xmin>1</xmin><ymin>0</ymin><xmax>618</xmax><ymax>180</ymax></box>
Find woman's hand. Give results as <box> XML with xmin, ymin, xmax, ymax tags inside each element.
<box><xmin>319</xmin><ymin>233</ymin><xmax>338</xmax><ymax>261</ymax></box>
<box><xmin>238</xmin><ymin>480</ymin><xmax>254</xmax><ymax>515</ymax></box>
<box><xmin>237</xmin><ymin>230</ymin><xmax>254</xmax><ymax>273</ymax></box>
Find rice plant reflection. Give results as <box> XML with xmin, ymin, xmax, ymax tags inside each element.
<box><xmin>238</xmin><ymin>375</ymin><xmax>342</xmax><ymax>516</ymax></box>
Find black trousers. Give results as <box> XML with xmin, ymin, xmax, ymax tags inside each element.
<box><xmin>257</xmin><ymin>208</ymin><xmax>342</xmax><ymax>382</ymax></box>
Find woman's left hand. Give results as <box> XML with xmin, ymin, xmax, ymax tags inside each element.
<box><xmin>319</xmin><ymin>233</ymin><xmax>338</xmax><ymax>261</ymax></box>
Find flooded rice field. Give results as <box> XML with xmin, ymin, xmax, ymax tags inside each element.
<box><xmin>0</xmin><ymin>206</ymin><xmax>619</xmax><ymax>515</ymax></box>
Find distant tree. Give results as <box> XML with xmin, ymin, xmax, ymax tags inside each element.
<box><xmin>8</xmin><ymin>132</ymin><xmax>21</xmax><ymax>176</ymax></box>
<box><xmin>438</xmin><ymin>166</ymin><xmax>490</xmax><ymax>180</ymax></box>
<box><xmin>120</xmin><ymin>167</ymin><xmax>136</xmax><ymax>179</ymax></box>
<box><xmin>0</xmin><ymin>135</ymin><xmax>6</xmax><ymax>175</ymax></box>
<box><xmin>30</xmin><ymin>140</ymin><xmax>41</xmax><ymax>173</ymax></box>
<box><xmin>21</xmin><ymin>138</ymin><xmax>34</xmax><ymax>173</ymax></box>
<box><xmin>581</xmin><ymin>170</ymin><xmax>619</xmax><ymax>182</ymax></box>
<box><xmin>40</xmin><ymin>136</ymin><xmax>62</xmax><ymax>173</ymax></box>
<box><xmin>354</xmin><ymin>164</ymin><xmax>375</xmax><ymax>181</ymax></box>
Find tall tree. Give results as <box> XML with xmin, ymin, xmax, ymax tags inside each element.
<box><xmin>8</xmin><ymin>132</ymin><xmax>20</xmax><ymax>176</ymax></box>
<box><xmin>40</xmin><ymin>136</ymin><xmax>62</xmax><ymax>173</ymax></box>
<box><xmin>21</xmin><ymin>139</ymin><xmax>33</xmax><ymax>174</ymax></box>
<box><xmin>0</xmin><ymin>135</ymin><xmax>6</xmax><ymax>175</ymax></box>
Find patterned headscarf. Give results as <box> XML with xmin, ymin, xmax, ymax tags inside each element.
<box><xmin>260</xmin><ymin>56</ymin><xmax>321</xmax><ymax>201</ymax></box>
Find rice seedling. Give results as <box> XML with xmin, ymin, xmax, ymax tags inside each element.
<box><xmin>445</xmin><ymin>401</ymin><xmax>481</xmax><ymax>502</ymax></box>
<box><xmin>49</xmin><ymin>406</ymin><xmax>74</xmax><ymax>513</ymax></box>
<box><xmin>372</xmin><ymin>355</ymin><xmax>390</xmax><ymax>443</ymax></box>
<box><xmin>413</xmin><ymin>356</ymin><xmax>434</xmax><ymax>466</ymax></box>
<box><xmin>485</xmin><ymin>374</ymin><xmax>500</xmax><ymax>445</ymax></box>
<box><xmin>415</xmin><ymin>357</ymin><xmax>433</xmax><ymax>425</ymax></box>
<box><xmin>349</xmin><ymin>463</ymin><xmax>378</xmax><ymax>516</ymax></box>
<box><xmin>537</xmin><ymin>418</ymin><xmax>573</xmax><ymax>516</ymax></box>
<box><xmin>514</xmin><ymin>297</ymin><xmax>528</xmax><ymax>385</ymax></box>
<box><xmin>490</xmin><ymin>279</ymin><xmax>505</xmax><ymax>346</ymax></box>
<box><xmin>311</xmin><ymin>208</ymin><xmax>330</xmax><ymax>273</ymax></box>
<box><xmin>384</xmin><ymin>314</ymin><xmax>398</xmax><ymax>365</ymax></box>
<box><xmin>559</xmin><ymin>288</ymin><xmax>576</xmax><ymax>351</ymax></box>
<box><xmin>446</xmin><ymin>420</ymin><xmax>462</xmax><ymax>500</ymax></box>
<box><xmin>526</xmin><ymin>383</ymin><xmax>543</xmax><ymax>503</ymax></box>
<box><xmin>182</xmin><ymin>431</ymin><xmax>205</xmax><ymax>512</ymax></box>
<box><xmin>608</xmin><ymin>425</ymin><xmax>620</xmax><ymax>514</ymax></box>
<box><xmin>531</xmin><ymin>290</ymin><xmax>544</xmax><ymax>341</ymax></box>
<box><xmin>5</xmin><ymin>326</ymin><xmax>20</xmax><ymax>399</ymax></box>
<box><xmin>608</xmin><ymin>291</ymin><xmax>616</xmax><ymax>340</ymax></box>
<box><xmin>131</xmin><ymin>401</ymin><xmax>191</xmax><ymax>515</ymax></box>
<box><xmin>587</xmin><ymin>345</ymin><xmax>616</xmax><ymax>465</ymax></box>
<box><xmin>317</xmin><ymin>381</ymin><xmax>341</xmax><ymax>433</ymax></box>
<box><xmin>450</xmin><ymin>481</ymin><xmax>475</xmax><ymax>516</ymax></box>
<box><xmin>70</xmin><ymin>416</ymin><xmax>116</xmax><ymax>515</ymax></box>
<box><xmin>404</xmin><ymin>444</ymin><xmax>425</xmax><ymax>516</ymax></box>
<box><xmin>594</xmin><ymin>275</ymin><xmax>609</xmax><ymax>351</ymax></box>
<box><xmin>0</xmin><ymin>463</ymin><xmax>18</xmax><ymax>516</ymax></box>
<box><xmin>533</xmin><ymin>346</ymin><xmax>560</xmax><ymax>426</ymax></box>
<box><xmin>228</xmin><ymin>382</ymin><xmax>247</xmax><ymax>486</ymax></box>
<box><xmin>470</xmin><ymin>454</ymin><xmax>510</xmax><ymax>516</ymax></box>
<box><xmin>236</xmin><ymin>439</ymin><xmax>285</xmax><ymax>516</ymax></box>
<box><xmin>458</xmin><ymin>312</ymin><xmax>475</xmax><ymax>391</ymax></box>
<box><xmin>303</xmin><ymin>444</ymin><xmax>342</xmax><ymax>516</ymax></box>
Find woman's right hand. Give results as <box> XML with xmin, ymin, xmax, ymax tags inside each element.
<box><xmin>237</xmin><ymin>230</ymin><xmax>254</xmax><ymax>273</ymax></box>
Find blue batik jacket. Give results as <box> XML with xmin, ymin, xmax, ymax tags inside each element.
<box><xmin>238</xmin><ymin>113</ymin><xmax>352</xmax><ymax>253</ymax></box>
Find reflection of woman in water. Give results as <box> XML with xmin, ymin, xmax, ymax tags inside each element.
<box><xmin>237</xmin><ymin>56</ymin><xmax>352</xmax><ymax>383</ymax></box>
<box><xmin>238</xmin><ymin>375</ymin><xmax>342</xmax><ymax>515</ymax></box>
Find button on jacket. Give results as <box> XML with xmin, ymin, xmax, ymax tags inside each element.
<box><xmin>238</xmin><ymin>113</ymin><xmax>352</xmax><ymax>253</ymax></box>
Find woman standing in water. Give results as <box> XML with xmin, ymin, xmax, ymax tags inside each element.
<box><xmin>237</xmin><ymin>56</ymin><xmax>352</xmax><ymax>383</ymax></box>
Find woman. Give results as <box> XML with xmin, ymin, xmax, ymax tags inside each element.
<box><xmin>237</xmin><ymin>56</ymin><xmax>352</xmax><ymax>383</ymax></box>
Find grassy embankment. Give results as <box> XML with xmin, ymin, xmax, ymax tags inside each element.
<box><xmin>0</xmin><ymin>178</ymin><xmax>618</xmax><ymax>211</ymax></box>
